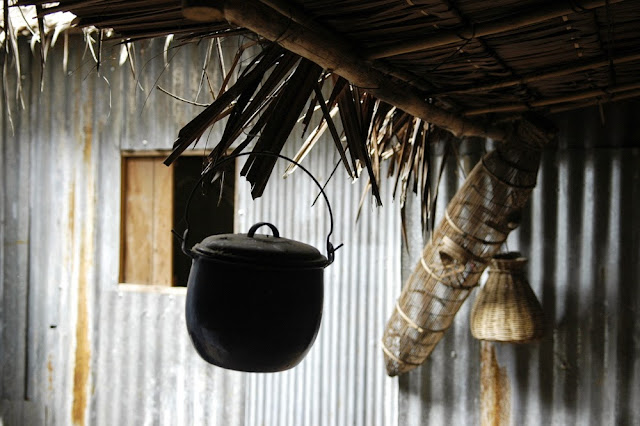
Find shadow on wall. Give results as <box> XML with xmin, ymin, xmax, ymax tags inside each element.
<box><xmin>397</xmin><ymin>127</ymin><xmax>639</xmax><ymax>425</ymax></box>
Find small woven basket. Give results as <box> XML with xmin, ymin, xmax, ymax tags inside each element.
<box><xmin>470</xmin><ymin>252</ymin><xmax>545</xmax><ymax>343</ymax></box>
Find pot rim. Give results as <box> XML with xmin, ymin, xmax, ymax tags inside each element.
<box><xmin>192</xmin><ymin>248</ymin><xmax>329</xmax><ymax>270</ymax></box>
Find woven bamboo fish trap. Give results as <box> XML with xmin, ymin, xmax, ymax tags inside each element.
<box><xmin>381</xmin><ymin>119</ymin><xmax>553</xmax><ymax>376</ymax></box>
<box><xmin>470</xmin><ymin>252</ymin><xmax>545</xmax><ymax>343</ymax></box>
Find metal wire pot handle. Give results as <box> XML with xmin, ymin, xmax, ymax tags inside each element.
<box><xmin>176</xmin><ymin>152</ymin><xmax>341</xmax><ymax>265</ymax></box>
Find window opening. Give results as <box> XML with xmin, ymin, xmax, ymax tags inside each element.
<box><xmin>120</xmin><ymin>154</ymin><xmax>235</xmax><ymax>287</ymax></box>
<box><xmin>173</xmin><ymin>156</ymin><xmax>235</xmax><ymax>286</ymax></box>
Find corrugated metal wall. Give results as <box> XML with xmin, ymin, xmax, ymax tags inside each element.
<box><xmin>1</xmin><ymin>36</ymin><xmax>400</xmax><ymax>425</ymax></box>
<box><xmin>2</xmin><ymin>34</ymin><xmax>639</xmax><ymax>426</ymax></box>
<box><xmin>399</xmin><ymin>102</ymin><xmax>640</xmax><ymax>425</ymax></box>
<box><xmin>0</xmin><ymin>36</ymin><xmax>252</xmax><ymax>425</ymax></box>
<box><xmin>88</xmin><ymin>36</ymin><xmax>249</xmax><ymax>426</ymax></box>
<box><xmin>1</xmin><ymin>34</ymin><xmax>102</xmax><ymax>425</ymax></box>
<box><xmin>237</xmin><ymin>140</ymin><xmax>400</xmax><ymax>426</ymax></box>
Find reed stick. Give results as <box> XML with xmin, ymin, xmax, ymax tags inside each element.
<box><xmin>437</xmin><ymin>52</ymin><xmax>640</xmax><ymax>96</ymax></box>
<box><xmin>548</xmin><ymin>89</ymin><xmax>640</xmax><ymax>113</ymax></box>
<box><xmin>365</xmin><ymin>0</ymin><xmax>624</xmax><ymax>60</ymax></box>
<box><xmin>465</xmin><ymin>82</ymin><xmax>640</xmax><ymax>116</ymax></box>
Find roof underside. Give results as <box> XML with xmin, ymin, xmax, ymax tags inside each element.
<box><xmin>13</xmin><ymin>0</ymin><xmax>640</xmax><ymax>118</ymax></box>
<box><xmin>300</xmin><ymin>0</ymin><xmax>640</xmax><ymax>116</ymax></box>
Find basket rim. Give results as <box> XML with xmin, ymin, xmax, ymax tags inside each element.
<box><xmin>489</xmin><ymin>251</ymin><xmax>527</xmax><ymax>270</ymax></box>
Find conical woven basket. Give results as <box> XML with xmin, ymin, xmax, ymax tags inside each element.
<box><xmin>470</xmin><ymin>252</ymin><xmax>545</xmax><ymax>343</ymax></box>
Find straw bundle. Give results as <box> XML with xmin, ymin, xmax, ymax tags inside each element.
<box><xmin>470</xmin><ymin>253</ymin><xmax>545</xmax><ymax>343</ymax></box>
<box><xmin>381</xmin><ymin>118</ymin><xmax>553</xmax><ymax>376</ymax></box>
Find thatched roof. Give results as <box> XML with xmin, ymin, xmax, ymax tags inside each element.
<box><xmin>3</xmin><ymin>0</ymin><xmax>639</xmax><ymax>222</ymax></box>
<box><xmin>12</xmin><ymin>0</ymin><xmax>638</xmax><ymax>117</ymax></box>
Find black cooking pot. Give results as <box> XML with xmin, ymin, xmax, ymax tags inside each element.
<box><xmin>179</xmin><ymin>153</ymin><xmax>339</xmax><ymax>372</ymax></box>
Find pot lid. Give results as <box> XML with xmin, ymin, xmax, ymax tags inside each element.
<box><xmin>192</xmin><ymin>222</ymin><xmax>328</xmax><ymax>268</ymax></box>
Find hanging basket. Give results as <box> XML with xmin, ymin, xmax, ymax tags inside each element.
<box><xmin>470</xmin><ymin>252</ymin><xmax>545</xmax><ymax>343</ymax></box>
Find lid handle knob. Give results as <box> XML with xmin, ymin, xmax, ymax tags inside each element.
<box><xmin>247</xmin><ymin>222</ymin><xmax>280</xmax><ymax>238</ymax></box>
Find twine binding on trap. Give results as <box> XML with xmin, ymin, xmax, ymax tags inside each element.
<box><xmin>444</xmin><ymin>210</ymin><xmax>506</xmax><ymax>246</ymax></box>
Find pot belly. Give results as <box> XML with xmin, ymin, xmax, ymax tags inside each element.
<box><xmin>185</xmin><ymin>257</ymin><xmax>324</xmax><ymax>372</ymax></box>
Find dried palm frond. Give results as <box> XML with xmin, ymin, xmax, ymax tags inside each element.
<box><xmin>161</xmin><ymin>38</ymin><xmax>448</xmax><ymax>209</ymax></box>
<box><xmin>164</xmin><ymin>43</ymin><xmax>288</xmax><ymax>165</ymax></box>
<box><xmin>240</xmin><ymin>58</ymin><xmax>324</xmax><ymax>198</ymax></box>
<box><xmin>285</xmin><ymin>80</ymin><xmax>351</xmax><ymax>179</ymax></box>
<box><xmin>283</xmin><ymin>102</ymin><xmax>341</xmax><ymax>178</ymax></box>
<box><xmin>336</xmin><ymin>81</ymin><xmax>382</xmax><ymax>205</ymax></box>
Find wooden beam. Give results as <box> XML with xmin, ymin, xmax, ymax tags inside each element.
<box><xmin>437</xmin><ymin>52</ymin><xmax>640</xmax><ymax>96</ymax></box>
<box><xmin>365</xmin><ymin>0</ymin><xmax>624</xmax><ymax>60</ymax></box>
<box><xmin>221</xmin><ymin>0</ymin><xmax>506</xmax><ymax>140</ymax></box>
<box><xmin>465</xmin><ymin>82</ymin><xmax>640</xmax><ymax>115</ymax></box>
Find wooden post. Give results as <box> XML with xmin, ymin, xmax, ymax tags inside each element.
<box><xmin>480</xmin><ymin>342</ymin><xmax>511</xmax><ymax>426</ymax></box>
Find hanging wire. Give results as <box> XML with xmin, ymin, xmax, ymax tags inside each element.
<box><xmin>173</xmin><ymin>151</ymin><xmax>343</xmax><ymax>264</ymax></box>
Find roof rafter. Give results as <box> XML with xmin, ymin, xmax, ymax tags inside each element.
<box><xmin>431</xmin><ymin>0</ymin><xmax>543</xmax><ymax>112</ymax></box>
<box><xmin>549</xmin><ymin>87</ymin><xmax>640</xmax><ymax>113</ymax></box>
<box><xmin>221</xmin><ymin>0</ymin><xmax>506</xmax><ymax>140</ymax></box>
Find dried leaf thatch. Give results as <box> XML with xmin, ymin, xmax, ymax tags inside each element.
<box><xmin>4</xmin><ymin>0</ymin><xmax>640</xmax><ymax>227</ymax></box>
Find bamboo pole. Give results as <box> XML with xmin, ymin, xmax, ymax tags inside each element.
<box><xmin>465</xmin><ymin>81</ymin><xmax>640</xmax><ymax>116</ymax></box>
<box><xmin>365</xmin><ymin>0</ymin><xmax>624</xmax><ymax>60</ymax></box>
<box><xmin>221</xmin><ymin>0</ymin><xmax>506</xmax><ymax>140</ymax></box>
<box><xmin>181</xmin><ymin>0</ymin><xmax>224</xmax><ymax>22</ymax></box>
<box><xmin>257</xmin><ymin>0</ymin><xmax>446</xmax><ymax>96</ymax></box>
<box><xmin>259</xmin><ymin>0</ymin><xmax>443</xmax><ymax>96</ymax></box>
<box><xmin>257</xmin><ymin>0</ymin><xmax>328</xmax><ymax>35</ymax></box>
<box><xmin>436</xmin><ymin>52</ymin><xmax>640</xmax><ymax>96</ymax></box>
